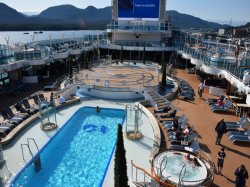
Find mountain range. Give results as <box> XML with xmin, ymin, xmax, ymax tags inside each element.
<box><xmin>0</xmin><ymin>2</ymin><xmax>230</xmax><ymax>31</ymax></box>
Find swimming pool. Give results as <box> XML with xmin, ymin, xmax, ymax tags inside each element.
<box><xmin>11</xmin><ymin>107</ymin><xmax>125</xmax><ymax>187</ymax></box>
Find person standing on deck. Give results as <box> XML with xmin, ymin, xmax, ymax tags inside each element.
<box><xmin>198</xmin><ymin>82</ymin><xmax>205</xmax><ymax>98</ymax></box>
<box><xmin>217</xmin><ymin>148</ymin><xmax>226</xmax><ymax>175</ymax></box>
<box><xmin>50</xmin><ymin>92</ymin><xmax>54</xmax><ymax>106</ymax></box>
<box><xmin>235</xmin><ymin>165</ymin><xmax>249</xmax><ymax>187</ymax></box>
<box><xmin>215</xmin><ymin>119</ymin><xmax>227</xmax><ymax>145</ymax></box>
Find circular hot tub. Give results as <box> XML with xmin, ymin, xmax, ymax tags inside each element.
<box><xmin>153</xmin><ymin>151</ymin><xmax>208</xmax><ymax>186</ymax></box>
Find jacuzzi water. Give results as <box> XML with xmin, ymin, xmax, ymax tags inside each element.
<box><xmin>11</xmin><ymin>107</ymin><xmax>125</xmax><ymax>187</ymax></box>
<box><xmin>154</xmin><ymin>151</ymin><xmax>207</xmax><ymax>186</ymax></box>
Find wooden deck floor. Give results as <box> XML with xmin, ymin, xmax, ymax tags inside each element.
<box><xmin>170</xmin><ymin>69</ymin><xmax>250</xmax><ymax>187</ymax></box>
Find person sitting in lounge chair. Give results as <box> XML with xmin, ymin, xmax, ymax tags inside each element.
<box><xmin>58</xmin><ymin>95</ymin><xmax>65</xmax><ymax>104</ymax></box>
<box><xmin>183</xmin><ymin>124</ymin><xmax>192</xmax><ymax>135</ymax></box>
<box><xmin>215</xmin><ymin>98</ymin><xmax>223</xmax><ymax>107</ymax></box>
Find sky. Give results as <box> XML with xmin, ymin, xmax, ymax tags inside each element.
<box><xmin>0</xmin><ymin>0</ymin><xmax>250</xmax><ymax>25</ymax></box>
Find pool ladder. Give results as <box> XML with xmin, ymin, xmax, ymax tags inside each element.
<box><xmin>21</xmin><ymin>138</ymin><xmax>39</xmax><ymax>162</ymax></box>
<box><xmin>21</xmin><ymin>138</ymin><xmax>41</xmax><ymax>172</ymax></box>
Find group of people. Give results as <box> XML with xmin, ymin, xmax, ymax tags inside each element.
<box><xmin>214</xmin><ymin>119</ymin><xmax>249</xmax><ymax>186</ymax></box>
<box><xmin>171</xmin><ymin>118</ymin><xmax>192</xmax><ymax>141</ymax></box>
<box><xmin>217</xmin><ymin>147</ymin><xmax>248</xmax><ymax>186</ymax></box>
<box><xmin>49</xmin><ymin>92</ymin><xmax>66</xmax><ymax>106</ymax></box>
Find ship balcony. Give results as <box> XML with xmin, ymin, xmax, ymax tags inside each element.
<box><xmin>107</xmin><ymin>24</ymin><xmax>171</xmax><ymax>33</ymax></box>
<box><xmin>178</xmin><ymin>45</ymin><xmax>249</xmax><ymax>80</ymax></box>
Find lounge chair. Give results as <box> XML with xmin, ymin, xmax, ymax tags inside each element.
<box><xmin>229</xmin><ymin>134</ymin><xmax>250</xmax><ymax>144</ymax></box>
<box><xmin>0</xmin><ymin>126</ymin><xmax>11</xmax><ymax>138</ymax></box>
<box><xmin>165</xmin><ymin>118</ymin><xmax>189</xmax><ymax>132</ymax></box>
<box><xmin>226</xmin><ymin>119</ymin><xmax>250</xmax><ymax>131</ymax></box>
<box><xmin>0</xmin><ymin>121</ymin><xmax>18</xmax><ymax>138</ymax></box>
<box><xmin>1</xmin><ymin>110</ymin><xmax>23</xmax><ymax>125</ymax></box>
<box><xmin>206</xmin><ymin>95</ymin><xmax>225</xmax><ymax>105</ymax></box>
<box><xmin>210</xmin><ymin>100</ymin><xmax>231</xmax><ymax>110</ymax></box>
<box><xmin>225</xmin><ymin>116</ymin><xmax>247</xmax><ymax>127</ymax></box>
<box><xmin>32</xmin><ymin>95</ymin><xmax>48</xmax><ymax>109</ymax></box>
<box><xmin>227</xmin><ymin>128</ymin><xmax>250</xmax><ymax>138</ymax></box>
<box><xmin>5</xmin><ymin>107</ymin><xmax>29</xmax><ymax>121</ymax></box>
<box><xmin>38</xmin><ymin>93</ymin><xmax>48</xmax><ymax>103</ymax></box>
<box><xmin>210</xmin><ymin>101</ymin><xmax>233</xmax><ymax>113</ymax></box>
<box><xmin>22</xmin><ymin>99</ymin><xmax>39</xmax><ymax>114</ymax></box>
<box><xmin>14</xmin><ymin>102</ymin><xmax>29</xmax><ymax>114</ymax></box>
<box><xmin>0</xmin><ymin>121</ymin><xmax>17</xmax><ymax>129</ymax></box>
<box><xmin>169</xmin><ymin>132</ymin><xmax>199</xmax><ymax>145</ymax></box>
<box><xmin>163</xmin><ymin>114</ymin><xmax>186</xmax><ymax>129</ymax></box>
<box><xmin>169</xmin><ymin>140</ymin><xmax>200</xmax><ymax>154</ymax></box>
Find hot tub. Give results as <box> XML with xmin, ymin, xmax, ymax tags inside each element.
<box><xmin>153</xmin><ymin>151</ymin><xmax>208</xmax><ymax>186</ymax></box>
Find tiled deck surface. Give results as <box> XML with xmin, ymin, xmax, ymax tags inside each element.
<box><xmin>172</xmin><ymin>69</ymin><xmax>250</xmax><ymax>187</ymax></box>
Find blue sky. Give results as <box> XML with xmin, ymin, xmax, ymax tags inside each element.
<box><xmin>1</xmin><ymin>0</ymin><xmax>249</xmax><ymax>25</ymax></box>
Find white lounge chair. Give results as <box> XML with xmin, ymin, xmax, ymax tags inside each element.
<box><xmin>225</xmin><ymin>116</ymin><xmax>247</xmax><ymax>128</ymax></box>
<box><xmin>227</xmin><ymin>128</ymin><xmax>250</xmax><ymax>138</ymax></box>
<box><xmin>230</xmin><ymin>134</ymin><xmax>250</xmax><ymax>144</ymax></box>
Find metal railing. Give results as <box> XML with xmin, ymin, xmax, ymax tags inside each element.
<box><xmin>21</xmin><ymin>138</ymin><xmax>39</xmax><ymax>163</ymax></box>
<box><xmin>131</xmin><ymin>161</ymin><xmax>175</xmax><ymax>187</ymax></box>
<box><xmin>179</xmin><ymin>45</ymin><xmax>250</xmax><ymax>81</ymax></box>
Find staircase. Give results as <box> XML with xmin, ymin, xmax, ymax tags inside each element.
<box><xmin>144</xmin><ymin>88</ymin><xmax>172</xmax><ymax>110</ymax></box>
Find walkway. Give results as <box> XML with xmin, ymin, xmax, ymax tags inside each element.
<box><xmin>172</xmin><ymin>69</ymin><xmax>250</xmax><ymax>187</ymax></box>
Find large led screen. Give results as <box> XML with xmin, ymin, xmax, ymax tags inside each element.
<box><xmin>118</xmin><ymin>0</ymin><xmax>160</xmax><ymax>20</ymax></box>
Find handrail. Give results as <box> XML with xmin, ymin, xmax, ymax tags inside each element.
<box><xmin>27</xmin><ymin>138</ymin><xmax>39</xmax><ymax>153</ymax></box>
<box><xmin>21</xmin><ymin>143</ymin><xmax>33</xmax><ymax>163</ymax></box>
<box><xmin>21</xmin><ymin>138</ymin><xmax>39</xmax><ymax>163</ymax></box>
<box><xmin>131</xmin><ymin>161</ymin><xmax>176</xmax><ymax>187</ymax></box>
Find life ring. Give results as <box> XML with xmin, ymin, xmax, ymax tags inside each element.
<box><xmin>104</xmin><ymin>80</ymin><xmax>110</xmax><ymax>87</ymax></box>
<box><xmin>40</xmin><ymin>122</ymin><xmax>58</xmax><ymax>131</ymax></box>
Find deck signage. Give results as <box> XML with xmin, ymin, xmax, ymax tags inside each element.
<box><xmin>118</xmin><ymin>0</ymin><xmax>159</xmax><ymax>20</ymax></box>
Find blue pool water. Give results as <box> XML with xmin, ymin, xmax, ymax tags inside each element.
<box><xmin>11</xmin><ymin>107</ymin><xmax>125</xmax><ymax>187</ymax></box>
